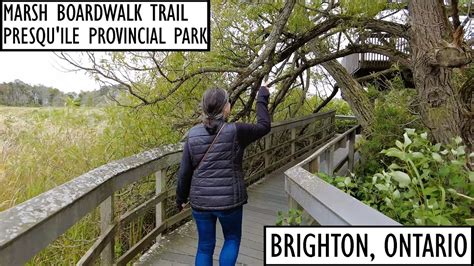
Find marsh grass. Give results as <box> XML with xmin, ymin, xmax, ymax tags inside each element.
<box><xmin>0</xmin><ymin>105</ymin><xmax>181</xmax><ymax>264</ymax></box>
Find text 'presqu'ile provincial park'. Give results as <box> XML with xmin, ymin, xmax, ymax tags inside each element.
<box><xmin>0</xmin><ymin>1</ymin><xmax>473</xmax><ymax>266</ymax></box>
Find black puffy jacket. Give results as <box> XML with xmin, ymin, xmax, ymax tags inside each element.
<box><xmin>186</xmin><ymin>123</ymin><xmax>247</xmax><ymax>210</ymax></box>
<box><xmin>176</xmin><ymin>86</ymin><xmax>271</xmax><ymax>211</ymax></box>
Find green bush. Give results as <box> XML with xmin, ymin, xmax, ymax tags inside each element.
<box><xmin>276</xmin><ymin>208</ymin><xmax>303</xmax><ymax>226</ymax></box>
<box><xmin>357</xmin><ymin>88</ymin><xmax>422</xmax><ymax>176</ymax></box>
<box><xmin>322</xmin><ymin>129</ymin><xmax>473</xmax><ymax>225</ymax></box>
<box><xmin>321</xmin><ymin>97</ymin><xmax>352</xmax><ymax>115</ymax></box>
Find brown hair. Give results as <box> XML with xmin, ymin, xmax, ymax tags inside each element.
<box><xmin>201</xmin><ymin>88</ymin><xmax>229</xmax><ymax>133</ymax></box>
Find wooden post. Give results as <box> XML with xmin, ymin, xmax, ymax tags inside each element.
<box><xmin>291</xmin><ymin>128</ymin><xmax>296</xmax><ymax>159</ymax></box>
<box><xmin>326</xmin><ymin>146</ymin><xmax>335</xmax><ymax>176</ymax></box>
<box><xmin>264</xmin><ymin>135</ymin><xmax>271</xmax><ymax>172</ymax></box>
<box><xmin>321</xmin><ymin>118</ymin><xmax>327</xmax><ymax>141</ymax></box>
<box><xmin>100</xmin><ymin>195</ymin><xmax>114</xmax><ymax>265</ymax></box>
<box><xmin>338</xmin><ymin>135</ymin><xmax>347</xmax><ymax>149</ymax></box>
<box><xmin>155</xmin><ymin>169</ymin><xmax>167</xmax><ymax>242</ymax></box>
<box><xmin>302</xmin><ymin>162</ymin><xmax>310</xmax><ymax>171</ymax></box>
<box><xmin>330</xmin><ymin>114</ymin><xmax>336</xmax><ymax>137</ymax></box>
<box><xmin>348</xmin><ymin>131</ymin><xmax>356</xmax><ymax>172</ymax></box>
<box><xmin>309</xmin><ymin>155</ymin><xmax>320</xmax><ymax>174</ymax></box>
<box><xmin>288</xmin><ymin>196</ymin><xmax>299</xmax><ymax>210</ymax></box>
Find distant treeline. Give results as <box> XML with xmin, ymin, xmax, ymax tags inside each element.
<box><xmin>0</xmin><ymin>80</ymin><xmax>123</xmax><ymax>107</ymax></box>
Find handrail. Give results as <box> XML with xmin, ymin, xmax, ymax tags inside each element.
<box><xmin>341</xmin><ymin>34</ymin><xmax>410</xmax><ymax>75</ymax></box>
<box><xmin>297</xmin><ymin>124</ymin><xmax>359</xmax><ymax>170</ymax></box>
<box><xmin>335</xmin><ymin>114</ymin><xmax>358</xmax><ymax>121</ymax></box>
<box><xmin>0</xmin><ymin>144</ymin><xmax>183</xmax><ymax>266</ymax></box>
<box><xmin>284</xmin><ymin>123</ymin><xmax>401</xmax><ymax>226</ymax></box>
<box><xmin>270</xmin><ymin>110</ymin><xmax>334</xmax><ymax>130</ymax></box>
<box><xmin>0</xmin><ymin>110</ymin><xmax>337</xmax><ymax>265</ymax></box>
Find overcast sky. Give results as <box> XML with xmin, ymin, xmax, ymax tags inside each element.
<box><xmin>0</xmin><ymin>52</ymin><xmax>100</xmax><ymax>93</ymax></box>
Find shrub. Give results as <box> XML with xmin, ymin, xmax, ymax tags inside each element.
<box><xmin>276</xmin><ymin>208</ymin><xmax>303</xmax><ymax>226</ymax></box>
<box><xmin>357</xmin><ymin>88</ymin><xmax>422</xmax><ymax>176</ymax></box>
<box><xmin>322</xmin><ymin>129</ymin><xmax>473</xmax><ymax>225</ymax></box>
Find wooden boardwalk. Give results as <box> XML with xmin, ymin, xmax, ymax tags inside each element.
<box><xmin>136</xmin><ymin>169</ymin><xmax>287</xmax><ymax>266</ymax></box>
<box><xmin>136</xmin><ymin>141</ymin><xmax>355</xmax><ymax>266</ymax></box>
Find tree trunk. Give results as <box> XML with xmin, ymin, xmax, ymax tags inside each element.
<box><xmin>408</xmin><ymin>0</ymin><xmax>469</xmax><ymax>147</ymax></box>
<box><xmin>322</xmin><ymin>60</ymin><xmax>374</xmax><ymax>132</ymax></box>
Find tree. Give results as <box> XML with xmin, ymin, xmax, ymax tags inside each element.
<box><xmin>408</xmin><ymin>0</ymin><xmax>472</xmax><ymax>152</ymax></box>
<box><xmin>59</xmin><ymin>0</ymin><xmax>473</xmax><ymax>152</ymax></box>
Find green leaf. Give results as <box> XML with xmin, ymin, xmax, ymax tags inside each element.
<box><xmin>295</xmin><ymin>216</ymin><xmax>302</xmax><ymax>225</ymax></box>
<box><xmin>403</xmin><ymin>133</ymin><xmax>412</xmax><ymax>147</ymax></box>
<box><xmin>447</xmin><ymin>188</ymin><xmax>458</xmax><ymax>195</ymax></box>
<box><xmin>469</xmin><ymin>172</ymin><xmax>474</xmax><ymax>183</ymax></box>
<box><xmin>400</xmin><ymin>210</ymin><xmax>410</xmax><ymax>219</ymax></box>
<box><xmin>375</xmin><ymin>184</ymin><xmax>388</xmax><ymax>191</ymax></box>
<box><xmin>420</xmin><ymin>132</ymin><xmax>428</xmax><ymax>139</ymax></box>
<box><xmin>384</xmin><ymin>197</ymin><xmax>393</xmax><ymax>208</ymax></box>
<box><xmin>438</xmin><ymin>166</ymin><xmax>450</xmax><ymax>177</ymax></box>
<box><xmin>455</xmin><ymin>146</ymin><xmax>465</xmax><ymax>156</ymax></box>
<box><xmin>344</xmin><ymin>177</ymin><xmax>351</xmax><ymax>185</ymax></box>
<box><xmin>465</xmin><ymin>218</ymin><xmax>474</xmax><ymax>226</ymax></box>
<box><xmin>411</xmin><ymin>152</ymin><xmax>424</xmax><ymax>159</ymax></box>
<box><xmin>431</xmin><ymin>152</ymin><xmax>443</xmax><ymax>162</ymax></box>
<box><xmin>372</xmin><ymin>175</ymin><xmax>378</xmax><ymax>184</ymax></box>
<box><xmin>388</xmin><ymin>163</ymin><xmax>402</xmax><ymax>170</ymax></box>
<box><xmin>439</xmin><ymin>186</ymin><xmax>445</xmax><ymax>208</ymax></box>
<box><xmin>393</xmin><ymin>190</ymin><xmax>400</xmax><ymax>199</ymax></box>
<box><xmin>276</xmin><ymin>217</ymin><xmax>283</xmax><ymax>226</ymax></box>
<box><xmin>429</xmin><ymin>216</ymin><xmax>452</xmax><ymax>226</ymax></box>
<box><xmin>432</xmin><ymin>143</ymin><xmax>441</xmax><ymax>152</ymax></box>
<box><xmin>454</xmin><ymin>136</ymin><xmax>462</xmax><ymax>145</ymax></box>
<box><xmin>405</xmin><ymin>128</ymin><xmax>416</xmax><ymax>135</ymax></box>
<box><xmin>384</xmin><ymin>148</ymin><xmax>407</xmax><ymax>160</ymax></box>
<box><xmin>390</xmin><ymin>171</ymin><xmax>411</xmax><ymax>187</ymax></box>
<box><xmin>395</xmin><ymin>140</ymin><xmax>403</xmax><ymax>150</ymax></box>
<box><xmin>450</xmin><ymin>160</ymin><xmax>464</xmax><ymax>166</ymax></box>
<box><xmin>423</xmin><ymin>187</ymin><xmax>437</xmax><ymax>196</ymax></box>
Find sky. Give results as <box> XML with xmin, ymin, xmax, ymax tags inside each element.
<box><xmin>0</xmin><ymin>52</ymin><xmax>100</xmax><ymax>93</ymax></box>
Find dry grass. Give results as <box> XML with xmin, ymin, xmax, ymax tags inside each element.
<box><xmin>0</xmin><ymin>106</ymin><xmax>106</xmax><ymax>210</ymax></box>
<box><xmin>0</xmin><ymin>105</ymin><xmax>181</xmax><ymax>264</ymax></box>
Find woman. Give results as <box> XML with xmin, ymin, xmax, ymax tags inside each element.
<box><xmin>176</xmin><ymin>85</ymin><xmax>271</xmax><ymax>266</ymax></box>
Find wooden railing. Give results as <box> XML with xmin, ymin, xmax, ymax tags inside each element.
<box><xmin>0</xmin><ymin>111</ymin><xmax>336</xmax><ymax>265</ymax></box>
<box><xmin>342</xmin><ymin>34</ymin><xmax>410</xmax><ymax>75</ymax></box>
<box><xmin>284</xmin><ymin>123</ymin><xmax>401</xmax><ymax>226</ymax></box>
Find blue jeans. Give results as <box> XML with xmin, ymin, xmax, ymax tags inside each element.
<box><xmin>192</xmin><ymin>206</ymin><xmax>243</xmax><ymax>266</ymax></box>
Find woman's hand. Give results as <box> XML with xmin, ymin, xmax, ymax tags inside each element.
<box><xmin>262</xmin><ymin>81</ymin><xmax>271</xmax><ymax>89</ymax></box>
<box><xmin>177</xmin><ymin>202</ymin><xmax>188</xmax><ymax>212</ymax></box>
<box><xmin>260</xmin><ymin>81</ymin><xmax>271</xmax><ymax>96</ymax></box>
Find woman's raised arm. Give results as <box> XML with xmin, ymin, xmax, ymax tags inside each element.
<box><xmin>235</xmin><ymin>86</ymin><xmax>271</xmax><ymax>147</ymax></box>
